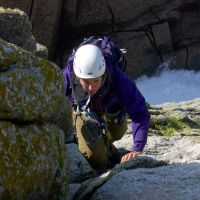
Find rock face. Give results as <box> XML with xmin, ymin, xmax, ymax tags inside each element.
<box><xmin>0</xmin><ymin>0</ymin><xmax>62</xmax><ymax>59</ymax></box>
<box><xmin>67</xmin><ymin>98</ymin><xmax>200</xmax><ymax>200</ymax></box>
<box><xmin>60</xmin><ymin>0</ymin><xmax>200</xmax><ymax>78</ymax></box>
<box><xmin>0</xmin><ymin>39</ymin><xmax>64</xmax><ymax>122</ymax></box>
<box><xmin>90</xmin><ymin>162</ymin><xmax>200</xmax><ymax>200</ymax></box>
<box><xmin>1</xmin><ymin>0</ymin><xmax>200</xmax><ymax>77</ymax></box>
<box><xmin>0</xmin><ymin>39</ymin><xmax>72</xmax><ymax>199</ymax></box>
<box><xmin>0</xmin><ymin>7</ymin><xmax>48</xmax><ymax>58</ymax></box>
<box><xmin>0</xmin><ymin>121</ymin><xmax>68</xmax><ymax>200</ymax></box>
<box><xmin>30</xmin><ymin>0</ymin><xmax>63</xmax><ymax>58</ymax></box>
<box><xmin>67</xmin><ymin>143</ymin><xmax>94</xmax><ymax>183</ymax></box>
<box><xmin>0</xmin><ymin>37</ymin><xmax>72</xmax><ymax>137</ymax></box>
<box><xmin>0</xmin><ymin>7</ymin><xmax>36</xmax><ymax>52</ymax></box>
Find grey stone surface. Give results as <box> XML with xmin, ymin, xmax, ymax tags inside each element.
<box><xmin>73</xmin><ymin>156</ymin><xmax>166</xmax><ymax>200</ymax></box>
<box><xmin>170</xmin><ymin>9</ymin><xmax>200</xmax><ymax>48</ymax></box>
<box><xmin>91</xmin><ymin>162</ymin><xmax>200</xmax><ymax>200</ymax></box>
<box><xmin>67</xmin><ymin>143</ymin><xmax>95</xmax><ymax>183</ymax></box>
<box><xmin>152</xmin><ymin>22</ymin><xmax>173</xmax><ymax>54</ymax></box>
<box><xmin>107</xmin><ymin>31</ymin><xmax>161</xmax><ymax>78</ymax></box>
<box><xmin>0</xmin><ymin>39</ymin><xmax>66</xmax><ymax>122</ymax></box>
<box><xmin>30</xmin><ymin>0</ymin><xmax>63</xmax><ymax>58</ymax></box>
<box><xmin>69</xmin><ymin>98</ymin><xmax>200</xmax><ymax>200</ymax></box>
<box><xmin>0</xmin><ymin>7</ymin><xmax>36</xmax><ymax>52</ymax></box>
<box><xmin>60</xmin><ymin>0</ymin><xmax>200</xmax><ymax>77</ymax></box>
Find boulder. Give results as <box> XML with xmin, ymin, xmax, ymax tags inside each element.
<box><xmin>91</xmin><ymin>161</ymin><xmax>200</xmax><ymax>200</ymax></box>
<box><xmin>0</xmin><ymin>7</ymin><xmax>48</xmax><ymax>58</ymax></box>
<box><xmin>0</xmin><ymin>7</ymin><xmax>36</xmax><ymax>52</ymax></box>
<box><xmin>73</xmin><ymin>156</ymin><xmax>166</xmax><ymax>200</ymax></box>
<box><xmin>0</xmin><ymin>121</ymin><xmax>68</xmax><ymax>200</ymax></box>
<box><xmin>0</xmin><ymin>39</ymin><xmax>65</xmax><ymax>122</ymax></box>
<box><xmin>0</xmin><ymin>0</ymin><xmax>62</xmax><ymax>58</ymax></box>
<box><xmin>0</xmin><ymin>0</ymin><xmax>31</xmax><ymax>17</ymax></box>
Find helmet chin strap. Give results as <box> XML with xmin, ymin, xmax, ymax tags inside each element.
<box><xmin>84</xmin><ymin>75</ymin><xmax>104</xmax><ymax>108</ymax></box>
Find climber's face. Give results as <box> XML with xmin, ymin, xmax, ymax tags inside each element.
<box><xmin>79</xmin><ymin>76</ymin><xmax>102</xmax><ymax>94</ymax></box>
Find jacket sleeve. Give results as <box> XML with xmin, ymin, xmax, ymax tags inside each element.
<box><xmin>112</xmin><ymin>67</ymin><xmax>150</xmax><ymax>152</ymax></box>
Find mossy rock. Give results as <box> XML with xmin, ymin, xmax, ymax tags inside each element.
<box><xmin>0</xmin><ymin>39</ymin><xmax>66</xmax><ymax>122</ymax></box>
<box><xmin>0</xmin><ymin>7</ymin><xmax>36</xmax><ymax>52</ymax></box>
<box><xmin>0</xmin><ymin>121</ymin><xmax>68</xmax><ymax>200</ymax></box>
<box><xmin>150</xmin><ymin>115</ymin><xmax>188</xmax><ymax>137</ymax></box>
<box><xmin>50</xmin><ymin>97</ymin><xmax>73</xmax><ymax>141</ymax></box>
<box><xmin>149</xmin><ymin>99</ymin><xmax>200</xmax><ymax>137</ymax></box>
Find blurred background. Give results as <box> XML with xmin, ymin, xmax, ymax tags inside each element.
<box><xmin>1</xmin><ymin>0</ymin><xmax>200</xmax><ymax>104</ymax></box>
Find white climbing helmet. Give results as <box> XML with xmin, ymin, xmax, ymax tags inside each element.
<box><xmin>73</xmin><ymin>44</ymin><xmax>106</xmax><ymax>79</ymax></box>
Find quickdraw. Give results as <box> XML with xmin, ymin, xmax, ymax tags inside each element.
<box><xmin>75</xmin><ymin>94</ymin><xmax>105</xmax><ymax>129</ymax></box>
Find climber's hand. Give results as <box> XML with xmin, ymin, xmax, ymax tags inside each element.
<box><xmin>120</xmin><ymin>151</ymin><xmax>141</xmax><ymax>163</ymax></box>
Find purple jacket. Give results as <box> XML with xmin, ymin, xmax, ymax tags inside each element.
<box><xmin>62</xmin><ymin>54</ymin><xmax>150</xmax><ymax>152</ymax></box>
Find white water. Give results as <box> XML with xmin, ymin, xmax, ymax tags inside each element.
<box><xmin>136</xmin><ymin>66</ymin><xmax>200</xmax><ymax>105</ymax></box>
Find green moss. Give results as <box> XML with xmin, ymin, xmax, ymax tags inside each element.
<box><xmin>151</xmin><ymin>116</ymin><xmax>188</xmax><ymax>138</ymax></box>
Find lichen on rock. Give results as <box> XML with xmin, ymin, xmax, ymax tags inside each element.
<box><xmin>0</xmin><ymin>120</ymin><xmax>68</xmax><ymax>200</ymax></box>
<box><xmin>0</xmin><ymin>7</ymin><xmax>36</xmax><ymax>52</ymax></box>
<box><xmin>0</xmin><ymin>39</ymin><xmax>67</xmax><ymax>122</ymax></box>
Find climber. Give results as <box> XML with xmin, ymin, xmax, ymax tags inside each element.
<box><xmin>62</xmin><ymin>37</ymin><xmax>150</xmax><ymax>170</ymax></box>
